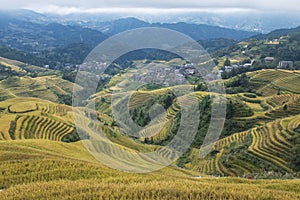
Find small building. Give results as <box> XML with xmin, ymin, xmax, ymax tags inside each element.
<box><xmin>224</xmin><ymin>66</ymin><xmax>233</xmax><ymax>72</ymax></box>
<box><xmin>184</xmin><ymin>63</ymin><xmax>194</xmax><ymax>68</ymax></box>
<box><xmin>278</xmin><ymin>61</ymin><xmax>294</xmax><ymax>69</ymax></box>
<box><xmin>186</xmin><ymin>69</ymin><xmax>195</xmax><ymax>74</ymax></box>
<box><xmin>243</xmin><ymin>59</ymin><xmax>255</xmax><ymax>67</ymax></box>
<box><xmin>264</xmin><ymin>57</ymin><xmax>274</xmax><ymax>63</ymax></box>
<box><xmin>243</xmin><ymin>63</ymin><xmax>252</xmax><ymax>67</ymax></box>
<box><xmin>176</xmin><ymin>73</ymin><xmax>184</xmax><ymax>77</ymax></box>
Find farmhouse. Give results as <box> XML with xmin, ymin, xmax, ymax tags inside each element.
<box><xmin>185</xmin><ymin>68</ymin><xmax>195</xmax><ymax>74</ymax></box>
<box><xmin>264</xmin><ymin>57</ymin><xmax>274</xmax><ymax>63</ymax></box>
<box><xmin>224</xmin><ymin>66</ymin><xmax>233</xmax><ymax>72</ymax></box>
<box><xmin>278</xmin><ymin>61</ymin><xmax>294</xmax><ymax>69</ymax></box>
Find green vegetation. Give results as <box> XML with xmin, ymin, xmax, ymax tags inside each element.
<box><xmin>216</xmin><ymin>33</ymin><xmax>300</xmax><ymax>79</ymax></box>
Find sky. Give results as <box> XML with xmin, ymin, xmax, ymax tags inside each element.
<box><xmin>0</xmin><ymin>0</ymin><xmax>299</xmax><ymax>14</ymax></box>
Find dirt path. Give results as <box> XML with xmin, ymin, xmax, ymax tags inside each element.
<box><xmin>0</xmin><ymin>81</ymin><xmax>17</xmax><ymax>98</ymax></box>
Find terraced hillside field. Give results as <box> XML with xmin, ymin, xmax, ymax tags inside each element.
<box><xmin>0</xmin><ymin>75</ymin><xmax>80</xmax><ymax>103</ymax></box>
<box><xmin>1</xmin><ymin>66</ymin><xmax>300</xmax><ymax>199</ymax></box>
<box><xmin>0</xmin><ymin>97</ymin><xmax>157</xmax><ymax>151</ymax></box>
<box><xmin>0</xmin><ymin>98</ymin><xmax>74</xmax><ymax>141</ymax></box>
<box><xmin>187</xmin><ymin>114</ymin><xmax>300</xmax><ymax>177</ymax></box>
<box><xmin>0</xmin><ymin>139</ymin><xmax>299</xmax><ymax>200</ymax></box>
<box><xmin>248</xmin><ymin>69</ymin><xmax>300</xmax><ymax>96</ymax></box>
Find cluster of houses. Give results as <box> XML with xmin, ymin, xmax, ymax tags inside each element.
<box><xmin>131</xmin><ymin>63</ymin><xmax>199</xmax><ymax>86</ymax></box>
<box><xmin>44</xmin><ymin>61</ymin><xmax>109</xmax><ymax>72</ymax></box>
<box><xmin>44</xmin><ymin>63</ymin><xmax>80</xmax><ymax>71</ymax></box>
<box><xmin>219</xmin><ymin>57</ymin><xmax>295</xmax><ymax>75</ymax></box>
<box><xmin>219</xmin><ymin>60</ymin><xmax>255</xmax><ymax>74</ymax></box>
<box><xmin>264</xmin><ymin>57</ymin><xmax>294</xmax><ymax>69</ymax></box>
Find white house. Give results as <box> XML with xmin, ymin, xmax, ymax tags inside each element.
<box><xmin>264</xmin><ymin>57</ymin><xmax>274</xmax><ymax>63</ymax></box>
<box><xmin>186</xmin><ymin>69</ymin><xmax>195</xmax><ymax>74</ymax></box>
<box><xmin>278</xmin><ymin>61</ymin><xmax>293</xmax><ymax>69</ymax></box>
<box><xmin>243</xmin><ymin>59</ymin><xmax>255</xmax><ymax>67</ymax></box>
<box><xmin>224</xmin><ymin>66</ymin><xmax>233</xmax><ymax>72</ymax></box>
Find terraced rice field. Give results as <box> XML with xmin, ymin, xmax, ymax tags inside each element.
<box><xmin>12</xmin><ymin>115</ymin><xmax>74</xmax><ymax>141</ymax></box>
<box><xmin>9</xmin><ymin>101</ymin><xmax>37</xmax><ymax>113</ymax></box>
<box><xmin>0</xmin><ymin>98</ymin><xmax>74</xmax><ymax>142</ymax></box>
<box><xmin>0</xmin><ymin>75</ymin><xmax>76</xmax><ymax>102</ymax></box>
<box><xmin>267</xmin><ymin>94</ymin><xmax>293</xmax><ymax>107</ymax></box>
<box><xmin>0</xmin><ymin>139</ymin><xmax>299</xmax><ymax>200</ymax></box>
<box><xmin>249</xmin><ymin>70</ymin><xmax>300</xmax><ymax>94</ymax></box>
<box><xmin>267</xmin><ymin>95</ymin><xmax>300</xmax><ymax>118</ymax></box>
<box><xmin>136</xmin><ymin>92</ymin><xmax>207</xmax><ymax>142</ymax></box>
<box><xmin>187</xmin><ymin>114</ymin><xmax>300</xmax><ymax>176</ymax></box>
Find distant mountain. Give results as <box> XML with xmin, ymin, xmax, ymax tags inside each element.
<box><xmin>0</xmin><ymin>11</ymin><xmax>107</xmax><ymax>52</ymax></box>
<box><xmin>0</xmin><ymin>45</ymin><xmax>47</xmax><ymax>66</ymax></box>
<box><xmin>105</xmin><ymin>18</ymin><xmax>149</xmax><ymax>34</ymax></box>
<box><xmin>20</xmin><ymin>9</ymin><xmax>300</xmax><ymax>33</ymax></box>
<box><xmin>3</xmin><ymin>9</ymin><xmax>300</xmax><ymax>34</ymax></box>
<box><xmin>0</xmin><ymin>9</ymin><xmax>50</xmax><ymax>24</ymax></box>
<box><xmin>253</xmin><ymin>26</ymin><xmax>300</xmax><ymax>40</ymax></box>
<box><xmin>198</xmin><ymin>38</ymin><xmax>237</xmax><ymax>53</ymax></box>
<box><xmin>98</xmin><ymin>17</ymin><xmax>257</xmax><ymax>41</ymax></box>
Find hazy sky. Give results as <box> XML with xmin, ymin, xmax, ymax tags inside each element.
<box><xmin>0</xmin><ymin>0</ymin><xmax>299</xmax><ymax>14</ymax></box>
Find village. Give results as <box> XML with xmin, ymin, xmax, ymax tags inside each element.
<box><xmin>130</xmin><ymin>63</ymin><xmax>199</xmax><ymax>86</ymax></box>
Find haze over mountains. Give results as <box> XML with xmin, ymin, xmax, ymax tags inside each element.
<box><xmin>1</xmin><ymin>9</ymin><xmax>300</xmax><ymax>54</ymax></box>
<box><xmin>3</xmin><ymin>9</ymin><xmax>300</xmax><ymax>33</ymax></box>
<box><xmin>0</xmin><ymin>9</ymin><xmax>256</xmax><ymax>52</ymax></box>
<box><xmin>2</xmin><ymin>9</ymin><xmax>300</xmax><ymax>70</ymax></box>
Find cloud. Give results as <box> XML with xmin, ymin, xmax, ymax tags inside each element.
<box><xmin>28</xmin><ymin>5</ymin><xmax>257</xmax><ymax>15</ymax></box>
<box><xmin>0</xmin><ymin>0</ymin><xmax>299</xmax><ymax>13</ymax></box>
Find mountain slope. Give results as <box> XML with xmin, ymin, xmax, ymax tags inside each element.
<box><xmin>100</xmin><ymin>17</ymin><xmax>257</xmax><ymax>40</ymax></box>
<box><xmin>253</xmin><ymin>26</ymin><xmax>300</xmax><ymax>40</ymax></box>
<box><xmin>0</xmin><ymin>13</ymin><xmax>107</xmax><ymax>52</ymax></box>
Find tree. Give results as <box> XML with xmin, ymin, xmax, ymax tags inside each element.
<box><xmin>283</xmin><ymin>104</ymin><xmax>288</xmax><ymax>112</ymax></box>
<box><xmin>213</xmin><ymin>59</ymin><xmax>219</xmax><ymax>66</ymax></box>
<box><xmin>223</xmin><ymin>58</ymin><xmax>231</xmax><ymax>67</ymax></box>
<box><xmin>277</xmin><ymin>88</ymin><xmax>281</xmax><ymax>95</ymax></box>
<box><xmin>195</xmin><ymin>83</ymin><xmax>208</xmax><ymax>91</ymax></box>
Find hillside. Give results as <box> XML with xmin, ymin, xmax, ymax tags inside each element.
<box><xmin>99</xmin><ymin>17</ymin><xmax>257</xmax><ymax>40</ymax></box>
<box><xmin>214</xmin><ymin>32</ymin><xmax>300</xmax><ymax>80</ymax></box>
<box><xmin>1</xmin><ymin>140</ymin><xmax>299</xmax><ymax>199</ymax></box>
<box><xmin>187</xmin><ymin>114</ymin><xmax>300</xmax><ymax>177</ymax></box>
<box><xmin>253</xmin><ymin>26</ymin><xmax>300</xmax><ymax>40</ymax></box>
<box><xmin>0</xmin><ymin>13</ymin><xmax>107</xmax><ymax>52</ymax></box>
<box><xmin>1</xmin><ymin>54</ymin><xmax>300</xmax><ymax>177</ymax></box>
<box><xmin>89</xmin><ymin>67</ymin><xmax>300</xmax><ymax>176</ymax></box>
<box><xmin>1</xmin><ymin>25</ymin><xmax>300</xmax><ymax>198</ymax></box>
